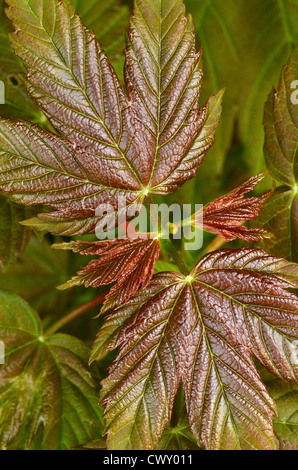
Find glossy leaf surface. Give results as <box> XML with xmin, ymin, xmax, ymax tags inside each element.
<box><xmin>0</xmin><ymin>0</ymin><xmax>222</xmax><ymax>235</ymax></box>
<box><xmin>99</xmin><ymin>248</ymin><xmax>298</xmax><ymax>450</ymax></box>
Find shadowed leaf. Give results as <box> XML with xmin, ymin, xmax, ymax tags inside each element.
<box><xmin>0</xmin><ymin>195</ymin><xmax>36</xmax><ymax>271</ymax></box>
<box><xmin>0</xmin><ymin>236</ymin><xmax>71</xmax><ymax>315</ymax></box>
<box><xmin>0</xmin><ymin>290</ymin><xmax>103</xmax><ymax>450</ymax></box>
<box><xmin>259</xmin><ymin>46</ymin><xmax>298</xmax><ymax>261</ymax></box>
<box><xmin>261</xmin><ymin>367</ymin><xmax>298</xmax><ymax>450</ymax></box>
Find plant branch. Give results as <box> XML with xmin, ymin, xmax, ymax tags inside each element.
<box><xmin>46</xmin><ymin>292</ymin><xmax>107</xmax><ymax>335</ymax></box>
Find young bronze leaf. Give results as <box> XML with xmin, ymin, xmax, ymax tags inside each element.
<box><xmin>125</xmin><ymin>0</ymin><xmax>223</xmax><ymax>193</ymax></box>
<box><xmin>55</xmin><ymin>237</ymin><xmax>160</xmax><ymax>312</ymax></box>
<box><xmin>193</xmin><ymin>173</ymin><xmax>271</xmax><ymax>241</ymax></box>
<box><xmin>0</xmin><ymin>0</ymin><xmax>222</xmax><ymax>235</ymax></box>
<box><xmin>259</xmin><ymin>46</ymin><xmax>298</xmax><ymax>261</ymax></box>
<box><xmin>99</xmin><ymin>248</ymin><xmax>298</xmax><ymax>450</ymax></box>
<box><xmin>0</xmin><ymin>290</ymin><xmax>103</xmax><ymax>450</ymax></box>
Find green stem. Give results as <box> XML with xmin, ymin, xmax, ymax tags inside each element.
<box><xmin>46</xmin><ymin>293</ymin><xmax>107</xmax><ymax>335</ymax></box>
<box><xmin>162</xmin><ymin>239</ymin><xmax>189</xmax><ymax>275</ymax></box>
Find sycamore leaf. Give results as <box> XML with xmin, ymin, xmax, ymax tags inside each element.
<box><xmin>0</xmin><ymin>195</ymin><xmax>36</xmax><ymax>271</ymax></box>
<box><xmin>193</xmin><ymin>173</ymin><xmax>271</xmax><ymax>241</ymax></box>
<box><xmin>98</xmin><ymin>248</ymin><xmax>298</xmax><ymax>450</ymax></box>
<box><xmin>0</xmin><ymin>0</ymin><xmax>222</xmax><ymax>235</ymax></box>
<box><xmin>0</xmin><ymin>290</ymin><xmax>103</xmax><ymax>450</ymax></box>
<box><xmin>55</xmin><ymin>237</ymin><xmax>160</xmax><ymax>313</ymax></box>
<box><xmin>261</xmin><ymin>368</ymin><xmax>298</xmax><ymax>450</ymax></box>
<box><xmin>259</xmin><ymin>46</ymin><xmax>298</xmax><ymax>261</ymax></box>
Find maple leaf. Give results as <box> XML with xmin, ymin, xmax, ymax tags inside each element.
<box><xmin>192</xmin><ymin>173</ymin><xmax>271</xmax><ymax>241</ymax></box>
<box><xmin>97</xmin><ymin>248</ymin><xmax>298</xmax><ymax>450</ymax></box>
<box><xmin>0</xmin><ymin>0</ymin><xmax>223</xmax><ymax>235</ymax></box>
<box><xmin>55</xmin><ymin>237</ymin><xmax>161</xmax><ymax>313</ymax></box>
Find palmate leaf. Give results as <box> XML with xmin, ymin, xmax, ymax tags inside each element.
<box><xmin>258</xmin><ymin>46</ymin><xmax>298</xmax><ymax>261</ymax></box>
<box><xmin>0</xmin><ymin>195</ymin><xmax>36</xmax><ymax>271</ymax></box>
<box><xmin>0</xmin><ymin>0</ymin><xmax>222</xmax><ymax>236</ymax></box>
<box><xmin>0</xmin><ymin>289</ymin><xmax>103</xmax><ymax>450</ymax></box>
<box><xmin>98</xmin><ymin>248</ymin><xmax>298</xmax><ymax>450</ymax></box>
<box><xmin>55</xmin><ymin>237</ymin><xmax>161</xmax><ymax>313</ymax></box>
<box><xmin>192</xmin><ymin>172</ymin><xmax>271</xmax><ymax>241</ymax></box>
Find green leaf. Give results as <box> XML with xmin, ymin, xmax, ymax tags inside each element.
<box><xmin>0</xmin><ymin>195</ymin><xmax>35</xmax><ymax>272</ymax></box>
<box><xmin>261</xmin><ymin>368</ymin><xmax>298</xmax><ymax>450</ymax></box>
<box><xmin>156</xmin><ymin>410</ymin><xmax>201</xmax><ymax>450</ymax></box>
<box><xmin>180</xmin><ymin>0</ymin><xmax>298</xmax><ymax>203</ymax></box>
<box><xmin>0</xmin><ymin>236</ymin><xmax>71</xmax><ymax>315</ymax></box>
<box><xmin>257</xmin><ymin>187</ymin><xmax>298</xmax><ymax>262</ymax></box>
<box><xmin>0</xmin><ymin>0</ymin><xmax>45</xmax><ymax>123</ymax></box>
<box><xmin>258</xmin><ymin>46</ymin><xmax>298</xmax><ymax>261</ymax></box>
<box><xmin>264</xmin><ymin>45</ymin><xmax>298</xmax><ymax>186</ymax></box>
<box><xmin>237</xmin><ymin>0</ymin><xmax>298</xmax><ymax>174</ymax></box>
<box><xmin>0</xmin><ymin>290</ymin><xmax>103</xmax><ymax>450</ymax></box>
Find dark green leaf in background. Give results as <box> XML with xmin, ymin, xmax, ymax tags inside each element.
<box><xmin>0</xmin><ymin>290</ymin><xmax>103</xmax><ymax>450</ymax></box>
<box><xmin>0</xmin><ymin>195</ymin><xmax>35</xmax><ymax>272</ymax></box>
<box><xmin>0</xmin><ymin>237</ymin><xmax>71</xmax><ymax>315</ymax></box>
<box><xmin>258</xmin><ymin>46</ymin><xmax>298</xmax><ymax>261</ymax></box>
<box><xmin>261</xmin><ymin>367</ymin><xmax>298</xmax><ymax>450</ymax></box>
<box><xmin>178</xmin><ymin>0</ymin><xmax>298</xmax><ymax>203</ymax></box>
